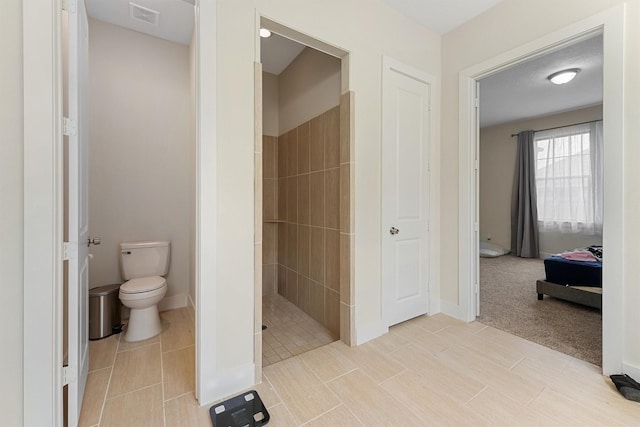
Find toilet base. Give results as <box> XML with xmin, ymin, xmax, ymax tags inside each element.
<box><xmin>124</xmin><ymin>305</ymin><xmax>162</xmax><ymax>342</ymax></box>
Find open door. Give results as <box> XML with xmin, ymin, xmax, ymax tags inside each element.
<box><xmin>381</xmin><ymin>58</ymin><xmax>432</xmax><ymax>327</ymax></box>
<box><xmin>66</xmin><ymin>0</ymin><xmax>90</xmax><ymax>425</ymax></box>
<box><xmin>474</xmin><ymin>80</ymin><xmax>480</xmax><ymax>317</ymax></box>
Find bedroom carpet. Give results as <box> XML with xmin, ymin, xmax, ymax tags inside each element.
<box><xmin>477</xmin><ymin>254</ymin><xmax>602</xmax><ymax>366</ymax></box>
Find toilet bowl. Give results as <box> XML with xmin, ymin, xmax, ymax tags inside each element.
<box><xmin>119</xmin><ymin>241</ymin><xmax>170</xmax><ymax>342</ymax></box>
<box><xmin>119</xmin><ymin>276</ymin><xmax>167</xmax><ymax>342</ymax></box>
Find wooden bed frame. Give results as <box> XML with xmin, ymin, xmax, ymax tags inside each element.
<box><xmin>536</xmin><ymin>279</ymin><xmax>602</xmax><ymax>310</ymax></box>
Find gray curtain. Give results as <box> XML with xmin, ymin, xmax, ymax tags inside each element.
<box><xmin>511</xmin><ymin>131</ymin><xmax>540</xmax><ymax>258</ymax></box>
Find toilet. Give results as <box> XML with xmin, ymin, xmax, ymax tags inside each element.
<box><xmin>119</xmin><ymin>241</ymin><xmax>170</xmax><ymax>342</ymax></box>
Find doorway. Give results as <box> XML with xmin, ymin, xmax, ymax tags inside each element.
<box><xmin>475</xmin><ymin>34</ymin><xmax>604</xmax><ymax>365</ymax></box>
<box><xmin>458</xmin><ymin>13</ymin><xmax>625</xmax><ymax>374</ymax></box>
<box><xmin>255</xmin><ymin>19</ymin><xmax>354</xmax><ymax>372</ymax></box>
<box><xmin>68</xmin><ymin>2</ymin><xmax>198</xmax><ymax>424</ymax></box>
<box><xmin>22</xmin><ymin>1</ymin><xmax>203</xmax><ymax>423</ymax></box>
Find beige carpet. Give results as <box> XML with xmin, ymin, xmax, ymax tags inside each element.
<box><xmin>477</xmin><ymin>254</ymin><xmax>602</xmax><ymax>366</ymax></box>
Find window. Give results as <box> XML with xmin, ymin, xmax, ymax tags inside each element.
<box><xmin>534</xmin><ymin>121</ymin><xmax>603</xmax><ymax>235</ymax></box>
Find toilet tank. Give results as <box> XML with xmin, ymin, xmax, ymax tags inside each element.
<box><xmin>120</xmin><ymin>241</ymin><xmax>170</xmax><ymax>280</ymax></box>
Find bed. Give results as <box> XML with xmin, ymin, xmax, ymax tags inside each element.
<box><xmin>536</xmin><ymin>254</ymin><xmax>602</xmax><ymax>310</ymax></box>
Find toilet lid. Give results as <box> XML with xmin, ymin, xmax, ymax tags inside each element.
<box><xmin>120</xmin><ymin>276</ymin><xmax>166</xmax><ymax>294</ymax></box>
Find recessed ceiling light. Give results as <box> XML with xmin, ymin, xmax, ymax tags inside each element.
<box><xmin>259</xmin><ymin>28</ymin><xmax>272</xmax><ymax>38</ymax></box>
<box><xmin>548</xmin><ymin>68</ymin><xmax>580</xmax><ymax>85</ymax></box>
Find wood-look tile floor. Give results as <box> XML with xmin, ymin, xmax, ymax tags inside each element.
<box><xmin>81</xmin><ymin>310</ymin><xmax>640</xmax><ymax>426</ymax></box>
<box><xmin>79</xmin><ymin>306</ymin><xmax>195</xmax><ymax>427</ymax></box>
<box><xmin>262</xmin><ymin>293</ymin><xmax>337</xmax><ymax>367</ymax></box>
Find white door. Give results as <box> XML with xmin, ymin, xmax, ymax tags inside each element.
<box><xmin>66</xmin><ymin>0</ymin><xmax>90</xmax><ymax>425</ymax></box>
<box><xmin>474</xmin><ymin>80</ymin><xmax>481</xmax><ymax>316</ymax></box>
<box><xmin>381</xmin><ymin>58</ymin><xmax>431</xmax><ymax>327</ymax></box>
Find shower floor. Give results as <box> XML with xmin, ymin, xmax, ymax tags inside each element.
<box><xmin>262</xmin><ymin>293</ymin><xmax>336</xmax><ymax>367</ymax></box>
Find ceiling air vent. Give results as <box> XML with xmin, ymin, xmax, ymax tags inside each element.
<box><xmin>129</xmin><ymin>2</ymin><xmax>160</xmax><ymax>26</ymax></box>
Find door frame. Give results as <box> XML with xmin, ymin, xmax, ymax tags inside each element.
<box><xmin>22</xmin><ymin>1</ymin><xmax>211</xmax><ymax>422</ymax></box>
<box><xmin>255</xmin><ymin>16</ymin><xmax>355</xmax><ymax>363</ymax></box>
<box><xmin>380</xmin><ymin>56</ymin><xmax>434</xmax><ymax>327</ymax></box>
<box><xmin>457</xmin><ymin>6</ymin><xmax>625</xmax><ymax>374</ymax></box>
<box><xmin>23</xmin><ymin>2</ymin><xmax>65</xmax><ymax>424</ymax></box>
<box><xmin>65</xmin><ymin>0</ymin><xmax>90</xmax><ymax>423</ymax></box>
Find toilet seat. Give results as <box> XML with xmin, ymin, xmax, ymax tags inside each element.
<box><xmin>120</xmin><ymin>276</ymin><xmax>166</xmax><ymax>294</ymax></box>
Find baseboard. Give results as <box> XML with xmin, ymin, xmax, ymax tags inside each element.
<box><xmin>623</xmin><ymin>362</ymin><xmax>640</xmax><ymax>382</ymax></box>
<box><xmin>199</xmin><ymin>362</ymin><xmax>256</xmax><ymax>407</ymax></box>
<box><xmin>440</xmin><ymin>300</ymin><xmax>472</xmax><ymax>322</ymax></box>
<box><xmin>159</xmin><ymin>294</ymin><xmax>188</xmax><ymax>312</ymax></box>
<box><xmin>540</xmin><ymin>251</ymin><xmax>553</xmax><ymax>259</ymax></box>
<box><xmin>355</xmin><ymin>320</ymin><xmax>388</xmax><ymax>345</ymax></box>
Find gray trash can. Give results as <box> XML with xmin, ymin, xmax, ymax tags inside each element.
<box><xmin>89</xmin><ymin>284</ymin><xmax>122</xmax><ymax>340</ymax></box>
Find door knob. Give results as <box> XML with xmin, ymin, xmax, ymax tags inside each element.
<box><xmin>87</xmin><ymin>237</ymin><xmax>101</xmax><ymax>246</ymax></box>
<box><xmin>390</xmin><ymin>227</ymin><xmax>399</xmax><ymax>235</ymax></box>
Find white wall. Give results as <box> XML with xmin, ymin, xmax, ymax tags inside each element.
<box><xmin>205</xmin><ymin>0</ymin><xmax>440</xmax><ymax>402</ymax></box>
<box><xmin>0</xmin><ymin>0</ymin><xmax>23</xmax><ymax>423</ymax></box>
<box><xmin>480</xmin><ymin>105</ymin><xmax>603</xmax><ymax>256</ymax></box>
<box><xmin>278</xmin><ymin>47</ymin><xmax>341</xmax><ymax>133</ymax></box>
<box><xmin>441</xmin><ymin>0</ymin><xmax>640</xmax><ymax>372</ymax></box>
<box><xmin>88</xmin><ymin>19</ymin><xmax>193</xmax><ymax>305</ymax></box>
<box><xmin>537</xmin><ymin>232</ymin><xmax>603</xmax><ymax>259</ymax></box>
<box><xmin>621</xmin><ymin>0</ymin><xmax>640</xmax><ymax>375</ymax></box>
<box><xmin>262</xmin><ymin>72</ymin><xmax>279</xmax><ymax>136</ymax></box>
<box><xmin>263</xmin><ymin>47</ymin><xmax>340</xmax><ymax>137</ymax></box>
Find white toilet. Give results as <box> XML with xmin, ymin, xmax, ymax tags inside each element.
<box><xmin>119</xmin><ymin>241</ymin><xmax>170</xmax><ymax>342</ymax></box>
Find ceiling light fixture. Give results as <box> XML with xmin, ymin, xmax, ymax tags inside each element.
<box><xmin>259</xmin><ymin>28</ymin><xmax>272</xmax><ymax>38</ymax></box>
<box><xmin>548</xmin><ymin>68</ymin><xmax>580</xmax><ymax>85</ymax></box>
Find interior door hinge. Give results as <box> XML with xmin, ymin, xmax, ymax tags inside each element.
<box><xmin>63</xmin><ymin>117</ymin><xmax>77</xmax><ymax>136</ymax></box>
<box><xmin>62</xmin><ymin>365</ymin><xmax>76</xmax><ymax>386</ymax></box>
<box><xmin>62</xmin><ymin>0</ymin><xmax>77</xmax><ymax>13</ymax></box>
<box><xmin>474</xmin><ymin>222</ymin><xmax>479</xmax><ymax>232</ymax></box>
<box><xmin>475</xmin><ymin>159</ymin><xmax>479</xmax><ymax>170</ymax></box>
<box><xmin>63</xmin><ymin>242</ymin><xmax>76</xmax><ymax>261</ymax></box>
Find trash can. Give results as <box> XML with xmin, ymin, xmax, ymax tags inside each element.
<box><xmin>89</xmin><ymin>284</ymin><xmax>122</xmax><ymax>340</ymax></box>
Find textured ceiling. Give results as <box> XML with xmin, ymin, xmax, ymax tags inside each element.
<box><xmin>382</xmin><ymin>0</ymin><xmax>505</xmax><ymax>34</ymax></box>
<box><xmin>479</xmin><ymin>34</ymin><xmax>603</xmax><ymax>128</ymax></box>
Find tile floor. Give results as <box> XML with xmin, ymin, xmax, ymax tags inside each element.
<box><xmin>262</xmin><ymin>293</ymin><xmax>337</xmax><ymax>367</ymax></box>
<box><xmin>81</xmin><ymin>309</ymin><xmax>640</xmax><ymax>426</ymax></box>
<box><xmin>79</xmin><ymin>306</ymin><xmax>195</xmax><ymax>427</ymax></box>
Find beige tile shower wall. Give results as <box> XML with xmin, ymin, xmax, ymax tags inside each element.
<box><xmin>339</xmin><ymin>91</ymin><xmax>355</xmax><ymax>345</ymax></box>
<box><xmin>277</xmin><ymin>106</ymin><xmax>341</xmax><ymax>337</ymax></box>
<box><xmin>263</xmin><ymin>135</ymin><xmax>279</xmax><ymax>296</ymax></box>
